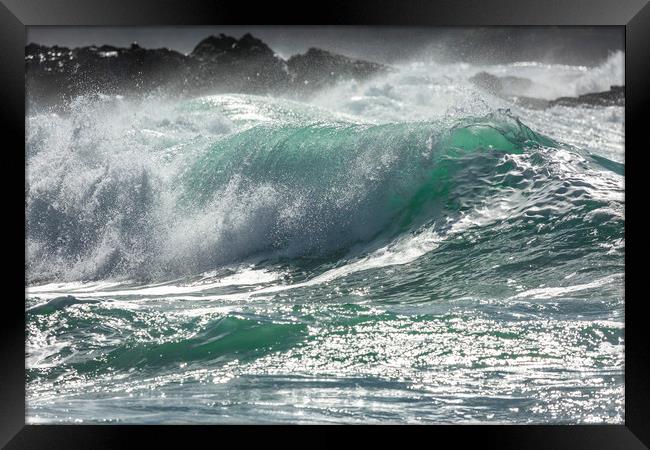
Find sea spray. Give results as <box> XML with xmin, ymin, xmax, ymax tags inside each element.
<box><xmin>26</xmin><ymin>56</ymin><xmax>624</xmax><ymax>424</ymax></box>
<box><xmin>27</xmin><ymin>98</ymin><xmax>561</xmax><ymax>283</ymax></box>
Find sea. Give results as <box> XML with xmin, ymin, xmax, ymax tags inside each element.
<box><xmin>25</xmin><ymin>52</ymin><xmax>625</xmax><ymax>423</ymax></box>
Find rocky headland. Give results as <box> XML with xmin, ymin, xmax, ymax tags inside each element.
<box><xmin>25</xmin><ymin>33</ymin><xmax>388</xmax><ymax>107</ymax></box>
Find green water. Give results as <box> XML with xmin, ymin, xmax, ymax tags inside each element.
<box><xmin>26</xmin><ymin>89</ymin><xmax>624</xmax><ymax>423</ymax></box>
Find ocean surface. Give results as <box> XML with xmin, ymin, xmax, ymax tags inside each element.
<box><xmin>26</xmin><ymin>53</ymin><xmax>625</xmax><ymax>423</ymax></box>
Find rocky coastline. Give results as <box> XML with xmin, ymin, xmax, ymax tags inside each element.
<box><xmin>26</xmin><ymin>36</ymin><xmax>624</xmax><ymax>111</ymax></box>
<box><xmin>469</xmin><ymin>71</ymin><xmax>624</xmax><ymax>109</ymax></box>
<box><xmin>26</xmin><ymin>33</ymin><xmax>387</xmax><ymax>107</ymax></box>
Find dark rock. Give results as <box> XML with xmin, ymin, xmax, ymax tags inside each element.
<box><xmin>26</xmin><ymin>34</ymin><xmax>388</xmax><ymax>108</ymax></box>
<box><xmin>191</xmin><ymin>33</ymin><xmax>274</xmax><ymax>61</ymax></box>
<box><xmin>287</xmin><ymin>47</ymin><xmax>388</xmax><ymax>92</ymax></box>
<box><xmin>191</xmin><ymin>34</ymin><xmax>240</xmax><ymax>60</ymax></box>
<box><xmin>187</xmin><ymin>33</ymin><xmax>291</xmax><ymax>95</ymax></box>
<box><xmin>549</xmin><ymin>85</ymin><xmax>624</xmax><ymax>107</ymax></box>
<box><xmin>26</xmin><ymin>41</ymin><xmax>191</xmax><ymax>105</ymax></box>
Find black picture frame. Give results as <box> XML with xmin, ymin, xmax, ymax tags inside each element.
<box><xmin>2</xmin><ymin>0</ymin><xmax>648</xmax><ymax>447</ymax></box>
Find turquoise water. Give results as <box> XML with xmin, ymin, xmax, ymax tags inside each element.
<box><xmin>25</xmin><ymin>59</ymin><xmax>624</xmax><ymax>423</ymax></box>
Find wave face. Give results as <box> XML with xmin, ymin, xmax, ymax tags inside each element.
<box><xmin>26</xmin><ymin>56</ymin><xmax>624</xmax><ymax>424</ymax></box>
<box><xmin>26</xmin><ymin>96</ymin><xmax>557</xmax><ymax>282</ymax></box>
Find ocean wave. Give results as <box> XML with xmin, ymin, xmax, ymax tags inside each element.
<box><xmin>26</xmin><ymin>90</ymin><xmax>622</xmax><ymax>284</ymax></box>
<box><xmin>25</xmin><ymin>48</ymin><xmax>626</xmax><ymax>426</ymax></box>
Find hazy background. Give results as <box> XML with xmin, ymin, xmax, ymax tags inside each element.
<box><xmin>27</xmin><ymin>26</ymin><xmax>623</xmax><ymax>66</ymax></box>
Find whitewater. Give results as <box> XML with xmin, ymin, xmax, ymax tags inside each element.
<box><xmin>25</xmin><ymin>53</ymin><xmax>624</xmax><ymax>423</ymax></box>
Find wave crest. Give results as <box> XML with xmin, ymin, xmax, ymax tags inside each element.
<box><xmin>26</xmin><ymin>95</ymin><xmax>610</xmax><ymax>283</ymax></box>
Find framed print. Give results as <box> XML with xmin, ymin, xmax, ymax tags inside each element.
<box><xmin>1</xmin><ymin>0</ymin><xmax>649</xmax><ymax>447</ymax></box>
